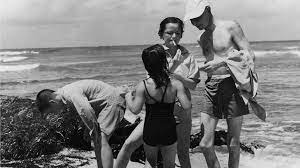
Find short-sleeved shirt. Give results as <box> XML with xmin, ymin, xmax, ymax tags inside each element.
<box><xmin>56</xmin><ymin>80</ymin><xmax>125</xmax><ymax>135</ymax></box>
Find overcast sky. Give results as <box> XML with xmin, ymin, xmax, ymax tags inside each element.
<box><xmin>0</xmin><ymin>0</ymin><xmax>299</xmax><ymax>49</ymax></box>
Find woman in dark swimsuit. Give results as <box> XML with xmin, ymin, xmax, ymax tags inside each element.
<box><xmin>125</xmin><ymin>44</ymin><xmax>191</xmax><ymax>168</ymax></box>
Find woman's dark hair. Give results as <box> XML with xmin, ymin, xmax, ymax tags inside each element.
<box><xmin>36</xmin><ymin>89</ymin><xmax>55</xmax><ymax>113</ymax></box>
<box><xmin>142</xmin><ymin>44</ymin><xmax>170</xmax><ymax>88</ymax></box>
<box><xmin>158</xmin><ymin>17</ymin><xmax>184</xmax><ymax>38</ymax></box>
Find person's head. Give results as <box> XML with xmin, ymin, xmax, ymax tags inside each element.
<box><xmin>36</xmin><ymin>89</ymin><xmax>64</xmax><ymax>118</ymax></box>
<box><xmin>184</xmin><ymin>0</ymin><xmax>213</xmax><ymax>30</ymax></box>
<box><xmin>158</xmin><ymin>17</ymin><xmax>184</xmax><ymax>48</ymax></box>
<box><xmin>190</xmin><ymin>6</ymin><xmax>213</xmax><ymax>30</ymax></box>
<box><xmin>142</xmin><ymin>44</ymin><xmax>170</xmax><ymax>88</ymax></box>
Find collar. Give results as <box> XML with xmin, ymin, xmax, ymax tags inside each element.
<box><xmin>162</xmin><ymin>44</ymin><xmax>169</xmax><ymax>50</ymax></box>
<box><xmin>55</xmin><ymin>89</ymin><xmax>67</xmax><ymax>105</ymax></box>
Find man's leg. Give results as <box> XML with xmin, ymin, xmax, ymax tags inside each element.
<box><xmin>92</xmin><ymin>129</ymin><xmax>113</xmax><ymax>168</ymax></box>
<box><xmin>199</xmin><ymin>113</ymin><xmax>220</xmax><ymax>168</ymax></box>
<box><xmin>100</xmin><ymin>132</ymin><xmax>114</xmax><ymax>168</ymax></box>
<box><xmin>226</xmin><ymin>116</ymin><xmax>243</xmax><ymax>168</ymax></box>
<box><xmin>92</xmin><ymin>126</ymin><xmax>103</xmax><ymax>168</ymax></box>
<box><xmin>114</xmin><ymin>120</ymin><xmax>144</xmax><ymax>168</ymax></box>
<box><xmin>175</xmin><ymin>105</ymin><xmax>192</xmax><ymax>168</ymax></box>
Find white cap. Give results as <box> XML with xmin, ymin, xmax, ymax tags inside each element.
<box><xmin>183</xmin><ymin>0</ymin><xmax>211</xmax><ymax>21</ymax></box>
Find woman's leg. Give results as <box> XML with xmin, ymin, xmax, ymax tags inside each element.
<box><xmin>144</xmin><ymin>143</ymin><xmax>159</xmax><ymax>168</ymax></box>
<box><xmin>160</xmin><ymin>143</ymin><xmax>177</xmax><ymax>168</ymax></box>
<box><xmin>114</xmin><ymin>120</ymin><xmax>144</xmax><ymax>168</ymax></box>
<box><xmin>174</xmin><ymin>105</ymin><xmax>192</xmax><ymax>168</ymax></box>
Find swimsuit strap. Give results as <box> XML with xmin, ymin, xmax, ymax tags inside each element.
<box><xmin>161</xmin><ymin>81</ymin><xmax>169</xmax><ymax>103</ymax></box>
<box><xmin>143</xmin><ymin>80</ymin><xmax>159</xmax><ymax>103</ymax></box>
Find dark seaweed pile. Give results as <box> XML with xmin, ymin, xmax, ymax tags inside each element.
<box><xmin>0</xmin><ymin>95</ymin><xmax>264</xmax><ymax>166</ymax></box>
<box><xmin>0</xmin><ymin>96</ymin><xmax>90</xmax><ymax>160</ymax></box>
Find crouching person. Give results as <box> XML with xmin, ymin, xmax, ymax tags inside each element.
<box><xmin>36</xmin><ymin>80</ymin><xmax>127</xmax><ymax>168</ymax></box>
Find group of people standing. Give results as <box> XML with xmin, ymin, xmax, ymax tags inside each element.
<box><xmin>36</xmin><ymin>0</ymin><xmax>260</xmax><ymax>168</ymax></box>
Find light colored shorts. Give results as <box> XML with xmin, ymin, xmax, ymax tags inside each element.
<box><xmin>90</xmin><ymin>94</ymin><xmax>126</xmax><ymax>136</ymax></box>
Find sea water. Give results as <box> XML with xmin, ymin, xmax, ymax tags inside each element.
<box><xmin>1</xmin><ymin>41</ymin><xmax>299</xmax><ymax>167</ymax></box>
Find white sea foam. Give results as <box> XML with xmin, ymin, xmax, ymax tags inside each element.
<box><xmin>285</xmin><ymin>46</ymin><xmax>299</xmax><ymax>50</ymax></box>
<box><xmin>0</xmin><ymin>64</ymin><xmax>40</xmax><ymax>72</ymax></box>
<box><xmin>0</xmin><ymin>56</ymin><xmax>28</xmax><ymax>62</ymax></box>
<box><xmin>0</xmin><ymin>50</ymin><xmax>39</xmax><ymax>56</ymax></box>
<box><xmin>240</xmin><ymin>146</ymin><xmax>300</xmax><ymax>168</ymax></box>
<box><xmin>254</xmin><ymin>50</ymin><xmax>300</xmax><ymax>57</ymax></box>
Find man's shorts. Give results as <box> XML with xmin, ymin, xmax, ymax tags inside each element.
<box><xmin>203</xmin><ymin>76</ymin><xmax>249</xmax><ymax>119</ymax></box>
<box><xmin>91</xmin><ymin>93</ymin><xmax>126</xmax><ymax>136</ymax></box>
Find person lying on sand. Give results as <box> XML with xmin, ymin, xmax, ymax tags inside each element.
<box><xmin>125</xmin><ymin>44</ymin><xmax>192</xmax><ymax>168</ymax></box>
<box><xmin>36</xmin><ymin>80</ymin><xmax>127</xmax><ymax>168</ymax></box>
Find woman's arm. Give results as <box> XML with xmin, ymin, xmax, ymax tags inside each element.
<box><xmin>125</xmin><ymin>82</ymin><xmax>145</xmax><ymax>114</ymax></box>
<box><xmin>171</xmin><ymin>54</ymin><xmax>200</xmax><ymax>90</ymax></box>
<box><xmin>175</xmin><ymin>80</ymin><xmax>192</xmax><ymax>110</ymax></box>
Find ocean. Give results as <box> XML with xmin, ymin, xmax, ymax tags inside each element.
<box><xmin>1</xmin><ymin>41</ymin><xmax>300</xmax><ymax>168</ymax></box>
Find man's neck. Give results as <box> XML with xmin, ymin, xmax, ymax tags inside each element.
<box><xmin>205</xmin><ymin>17</ymin><xmax>216</xmax><ymax>32</ymax></box>
<box><xmin>53</xmin><ymin>93</ymin><xmax>63</xmax><ymax>102</ymax></box>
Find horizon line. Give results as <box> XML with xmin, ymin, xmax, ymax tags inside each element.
<box><xmin>1</xmin><ymin>39</ymin><xmax>299</xmax><ymax>50</ymax></box>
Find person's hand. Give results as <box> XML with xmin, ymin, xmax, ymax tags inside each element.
<box><xmin>90</xmin><ymin>121</ymin><xmax>101</xmax><ymax>139</ymax></box>
<box><xmin>125</xmin><ymin>92</ymin><xmax>133</xmax><ymax>102</ymax></box>
<box><xmin>171</xmin><ymin>49</ymin><xmax>184</xmax><ymax>64</ymax></box>
<box><xmin>199</xmin><ymin>59</ymin><xmax>224</xmax><ymax>73</ymax></box>
<box><xmin>170</xmin><ymin>73</ymin><xmax>183</xmax><ymax>81</ymax></box>
<box><xmin>227</xmin><ymin>49</ymin><xmax>244</xmax><ymax>62</ymax></box>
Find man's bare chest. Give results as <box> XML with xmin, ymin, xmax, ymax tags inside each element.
<box><xmin>212</xmin><ymin>29</ymin><xmax>234</xmax><ymax>54</ymax></box>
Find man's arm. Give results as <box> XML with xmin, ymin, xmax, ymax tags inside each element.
<box><xmin>171</xmin><ymin>73</ymin><xmax>199</xmax><ymax>90</ymax></box>
<box><xmin>71</xmin><ymin>93</ymin><xmax>98</xmax><ymax>134</ymax></box>
<box><xmin>125</xmin><ymin>82</ymin><xmax>145</xmax><ymax>114</ymax></box>
<box><xmin>70</xmin><ymin>94</ymin><xmax>103</xmax><ymax>168</ymax></box>
<box><xmin>231</xmin><ymin>21</ymin><xmax>255</xmax><ymax>62</ymax></box>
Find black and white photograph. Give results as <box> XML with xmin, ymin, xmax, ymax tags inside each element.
<box><xmin>0</xmin><ymin>0</ymin><xmax>299</xmax><ymax>168</ymax></box>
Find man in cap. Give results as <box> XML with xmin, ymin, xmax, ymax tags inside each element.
<box><xmin>184</xmin><ymin>0</ymin><xmax>256</xmax><ymax>168</ymax></box>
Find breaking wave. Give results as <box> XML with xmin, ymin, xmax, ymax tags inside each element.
<box><xmin>0</xmin><ymin>64</ymin><xmax>40</xmax><ymax>72</ymax></box>
<box><xmin>0</xmin><ymin>56</ymin><xmax>28</xmax><ymax>63</ymax></box>
<box><xmin>0</xmin><ymin>50</ymin><xmax>39</xmax><ymax>56</ymax></box>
